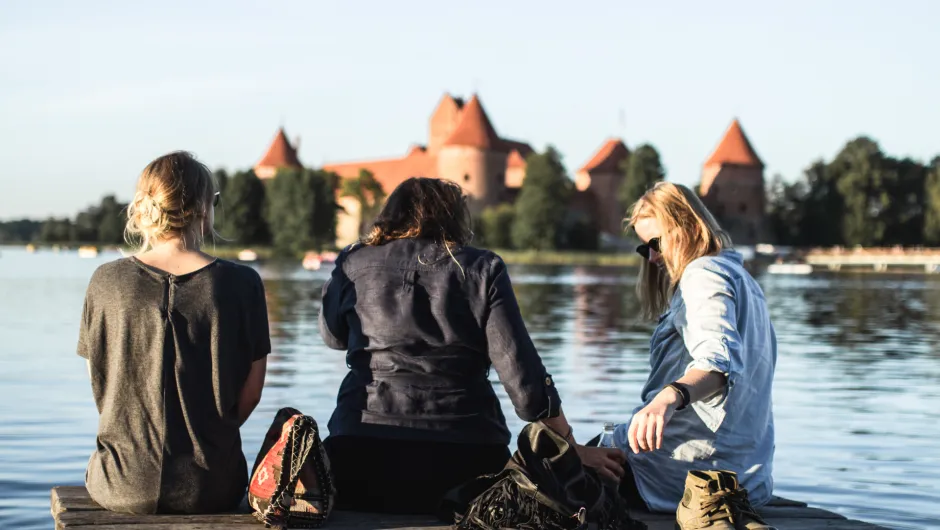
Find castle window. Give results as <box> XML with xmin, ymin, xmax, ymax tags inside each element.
<box><xmin>463</xmin><ymin>174</ymin><xmax>470</xmax><ymax>182</ymax></box>
<box><xmin>739</xmin><ymin>203</ymin><xmax>747</xmax><ymax>213</ymax></box>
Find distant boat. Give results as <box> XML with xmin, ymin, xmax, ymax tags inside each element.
<box><xmin>25</xmin><ymin>244</ymin><xmax>36</xmax><ymax>253</ymax></box>
<box><xmin>302</xmin><ymin>252</ymin><xmax>322</xmax><ymax>271</ymax></box>
<box><xmin>767</xmin><ymin>262</ymin><xmax>812</xmax><ymax>275</ymax></box>
<box><xmin>237</xmin><ymin>249</ymin><xmax>258</xmax><ymax>262</ymax></box>
<box><xmin>77</xmin><ymin>246</ymin><xmax>99</xmax><ymax>259</ymax></box>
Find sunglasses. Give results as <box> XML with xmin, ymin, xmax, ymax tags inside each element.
<box><xmin>213</xmin><ymin>192</ymin><xmax>220</xmax><ymax>207</ymax></box>
<box><xmin>635</xmin><ymin>237</ymin><xmax>661</xmax><ymax>260</ymax></box>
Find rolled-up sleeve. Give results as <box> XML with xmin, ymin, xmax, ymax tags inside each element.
<box><xmin>483</xmin><ymin>257</ymin><xmax>561</xmax><ymax>422</ymax></box>
<box><xmin>674</xmin><ymin>265</ymin><xmax>740</xmax><ymax>377</ymax></box>
<box><xmin>318</xmin><ymin>264</ymin><xmax>350</xmax><ymax>351</ymax></box>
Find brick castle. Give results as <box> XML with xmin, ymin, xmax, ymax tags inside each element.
<box><xmin>252</xmin><ymin>93</ymin><xmax>766</xmax><ymax>247</ymax></box>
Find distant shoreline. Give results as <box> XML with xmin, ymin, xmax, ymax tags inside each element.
<box><xmin>0</xmin><ymin>244</ymin><xmax>644</xmax><ymax>267</ymax></box>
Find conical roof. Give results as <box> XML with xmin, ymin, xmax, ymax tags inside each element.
<box><xmin>579</xmin><ymin>138</ymin><xmax>629</xmax><ymax>174</ymax></box>
<box><xmin>704</xmin><ymin>119</ymin><xmax>763</xmax><ymax>168</ymax></box>
<box><xmin>443</xmin><ymin>95</ymin><xmax>500</xmax><ymax>149</ymax></box>
<box><xmin>257</xmin><ymin>128</ymin><xmax>302</xmax><ymax>168</ymax></box>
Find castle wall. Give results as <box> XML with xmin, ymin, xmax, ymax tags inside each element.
<box><xmin>437</xmin><ymin>146</ymin><xmax>507</xmax><ymax>213</ymax></box>
<box><xmin>335</xmin><ymin>195</ymin><xmax>361</xmax><ymax>248</ymax></box>
<box><xmin>427</xmin><ymin>100</ymin><xmax>463</xmax><ymax>154</ymax></box>
<box><xmin>587</xmin><ymin>171</ymin><xmax>626</xmax><ymax>235</ymax></box>
<box><xmin>700</xmin><ymin>164</ymin><xmax>766</xmax><ymax>244</ymax></box>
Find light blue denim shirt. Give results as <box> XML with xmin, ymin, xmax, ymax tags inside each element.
<box><xmin>613</xmin><ymin>249</ymin><xmax>777</xmax><ymax>512</ymax></box>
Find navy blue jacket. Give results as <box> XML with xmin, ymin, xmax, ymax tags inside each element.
<box><xmin>319</xmin><ymin>238</ymin><xmax>561</xmax><ymax>445</ymax></box>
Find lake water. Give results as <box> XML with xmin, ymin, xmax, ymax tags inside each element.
<box><xmin>0</xmin><ymin>246</ymin><xmax>938</xmax><ymax>529</ymax></box>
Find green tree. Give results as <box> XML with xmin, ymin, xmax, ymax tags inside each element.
<box><xmin>214</xmin><ymin>168</ymin><xmax>229</xmax><ymax>197</ymax></box>
<box><xmin>558</xmin><ymin>210</ymin><xmax>599</xmax><ymax>250</ymax></box>
<box><xmin>925</xmin><ymin>157</ymin><xmax>940</xmax><ymax>245</ymax></box>
<box><xmin>477</xmin><ymin>203</ymin><xmax>515</xmax><ymax>249</ymax></box>
<box><xmin>619</xmin><ymin>144</ymin><xmax>665</xmax><ymax>211</ymax></box>
<box><xmin>830</xmin><ymin>137</ymin><xmax>890</xmax><ymax>246</ymax></box>
<box><xmin>71</xmin><ymin>208</ymin><xmax>99</xmax><ymax>243</ymax></box>
<box><xmin>218</xmin><ymin>170</ymin><xmax>269</xmax><ymax>245</ymax></box>
<box><xmin>96</xmin><ymin>195</ymin><xmax>127</xmax><ymax>244</ymax></box>
<box><xmin>0</xmin><ymin>219</ymin><xmax>42</xmax><ymax>243</ymax></box>
<box><xmin>511</xmin><ymin>147</ymin><xmax>571</xmax><ymax>250</ymax></box>
<box><xmin>266</xmin><ymin>168</ymin><xmax>338</xmax><ymax>255</ymax></box>
<box><xmin>796</xmin><ymin>160</ymin><xmax>843</xmax><ymax>247</ymax></box>
<box><xmin>39</xmin><ymin>218</ymin><xmax>73</xmax><ymax>243</ymax></box>
<box><xmin>341</xmin><ymin>169</ymin><xmax>386</xmax><ymax>236</ymax></box>
<box><xmin>881</xmin><ymin>157</ymin><xmax>927</xmax><ymax>246</ymax></box>
<box><xmin>765</xmin><ymin>174</ymin><xmax>806</xmax><ymax>246</ymax></box>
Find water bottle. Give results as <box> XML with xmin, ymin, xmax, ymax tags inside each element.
<box><xmin>598</xmin><ymin>422</ymin><xmax>616</xmax><ymax>448</ymax></box>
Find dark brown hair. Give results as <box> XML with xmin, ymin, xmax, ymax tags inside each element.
<box><xmin>362</xmin><ymin>177</ymin><xmax>472</xmax><ymax>249</ymax></box>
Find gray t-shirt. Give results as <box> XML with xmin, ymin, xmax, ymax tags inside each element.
<box><xmin>78</xmin><ymin>257</ymin><xmax>270</xmax><ymax>514</ymax></box>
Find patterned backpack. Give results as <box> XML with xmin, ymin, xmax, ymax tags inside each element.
<box><xmin>248</xmin><ymin>407</ymin><xmax>335</xmax><ymax>529</ymax></box>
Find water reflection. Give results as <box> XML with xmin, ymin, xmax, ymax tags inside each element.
<box><xmin>0</xmin><ymin>248</ymin><xmax>938</xmax><ymax>529</ymax></box>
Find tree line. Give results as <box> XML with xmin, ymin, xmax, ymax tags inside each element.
<box><xmin>3</xmin><ymin>135</ymin><xmax>938</xmax><ymax>251</ymax></box>
<box><xmin>766</xmin><ymin>136</ymin><xmax>940</xmax><ymax>247</ymax></box>
<box><xmin>0</xmin><ymin>168</ymin><xmax>340</xmax><ymax>256</ymax></box>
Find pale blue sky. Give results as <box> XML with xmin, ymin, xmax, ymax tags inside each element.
<box><xmin>1</xmin><ymin>0</ymin><xmax>938</xmax><ymax>219</ymax></box>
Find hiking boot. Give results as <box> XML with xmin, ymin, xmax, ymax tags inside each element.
<box><xmin>675</xmin><ymin>470</ymin><xmax>776</xmax><ymax>530</ymax></box>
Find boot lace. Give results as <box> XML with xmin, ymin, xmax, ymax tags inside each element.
<box><xmin>727</xmin><ymin>489</ymin><xmax>770</xmax><ymax>525</ymax></box>
<box><xmin>698</xmin><ymin>490</ymin><xmax>735</xmax><ymax>524</ymax></box>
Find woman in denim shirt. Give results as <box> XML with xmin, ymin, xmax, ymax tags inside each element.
<box><xmin>612</xmin><ymin>182</ymin><xmax>777</xmax><ymax>514</ymax></box>
<box><xmin>319</xmin><ymin>177</ymin><xmax>624</xmax><ymax>514</ymax></box>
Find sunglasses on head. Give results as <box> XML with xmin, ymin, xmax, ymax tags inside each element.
<box><xmin>635</xmin><ymin>237</ymin><xmax>661</xmax><ymax>260</ymax></box>
<box><xmin>213</xmin><ymin>192</ymin><xmax>220</xmax><ymax>207</ymax></box>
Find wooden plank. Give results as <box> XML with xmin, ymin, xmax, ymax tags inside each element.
<box><xmin>50</xmin><ymin>486</ymin><xmax>887</xmax><ymax>530</ymax></box>
<box><xmin>642</xmin><ymin>520</ymin><xmax>884</xmax><ymax>530</ymax></box>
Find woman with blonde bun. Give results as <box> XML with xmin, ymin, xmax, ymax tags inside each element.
<box><xmin>78</xmin><ymin>151</ymin><xmax>271</xmax><ymax>514</ymax></box>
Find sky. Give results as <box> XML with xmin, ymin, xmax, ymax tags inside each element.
<box><xmin>1</xmin><ymin>0</ymin><xmax>938</xmax><ymax>219</ymax></box>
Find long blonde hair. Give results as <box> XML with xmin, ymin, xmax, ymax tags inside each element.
<box><xmin>125</xmin><ymin>151</ymin><xmax>219</xmax><ymax>253</ymax></box>
<box><xmin>627</xmin><ymin>181</ymin><xmax>732</xmax><ymax>319</ymax></box>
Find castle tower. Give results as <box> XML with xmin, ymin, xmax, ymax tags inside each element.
<box><xmin>575</xmin><ymin>138</ymin><xmax>630</xmax><ymax>235</ymax></box>
<box><xmin>427</xmin><ymin>94</ymin><xmax>465</xmax><ymax>154</ymax></box>
<box><xmin>436</xmin><ymin>95</ymin><xmax>507</xmax><ymax>212</ymax></box>
<box><xmin>254</xmin><ymin>127</ymin><xmax>302</xmax><ymax>179</ymax></box>
<box><xmin>700</xmin><ymin>119</ymin><xmax>766</xmax><ymax>245</ymax></box>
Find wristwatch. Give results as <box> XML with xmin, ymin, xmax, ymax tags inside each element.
<box><xmin>666</xmin><ymin>382</ymin><xmax>691</xmax><ymax>410</ymax></box>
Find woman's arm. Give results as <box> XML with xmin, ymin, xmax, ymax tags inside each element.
<box><xmin>319</xmin><ymin>272</ymin><xmax>350</xmax><ymax>351</ymax></box>
<box><xmin>627</xmin><ymin>264</ymin><xmax>737</xmax><ymax>453</ymax></box>
<box><xmin>483</xmin><ymin>257</ymin><xmax>625</xmax><ymax>481</ymax></box>
<box><xmin>238</xmin><ymin>357</ymin><xmax>267</xmax><ymax>426</ymax></box>
<box><xmin>542</xmin><ymin>409</ymin><xmax>626</xmax><ymax>482</ymax></box>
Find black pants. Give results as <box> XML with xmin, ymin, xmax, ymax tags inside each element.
<box><xmin>323</xmin><ymin>435</ymin><xmax>511</xmax><ymax>515</ymax></box>
<box><xmin>586</xmin><ymin>434</ymin><xmax>647</xmax><ymax>509</ymax></box>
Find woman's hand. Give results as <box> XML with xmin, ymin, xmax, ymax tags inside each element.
<box><xmin>575</xmin><ymin>445</ymin><xmax>626</xmax><ymax>483</ymax></box>
<box><xmin>627</xmin><ymin>388</ymin><xmax>680</xmax><ymax>453</ymax></box>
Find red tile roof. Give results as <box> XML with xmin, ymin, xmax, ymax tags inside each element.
<box><xmin>578</xmin><ymin>138</ymin><xmax>629</xmax><ymax>173</ymax></box>
<box><xmin>506</xmin><ymin>150</ymin><xmax>527</xmax><ymax>169</ymax></box>
<box><xmin>323</xmin><ymin>148</ymin><xmax>438</xmax><ymax>192</ymax></box>
<box><xmin>500</xmin><ymin>138</ymin><xmax>534</xmax><ymax>162</ymax></box>
<box><xmin>443</xmin><ymin>95</ymin><xmax>500</xmax><ymax>149</ymax></box>
<box><xmin>257</xmin><ymin>128</ymin><xmax>302</xmax><ymax>169</ymax></box>
<box><xmin>704</xmin><ymin>119</ymin><xmax>763</xmax><ymax>168</ymax></box>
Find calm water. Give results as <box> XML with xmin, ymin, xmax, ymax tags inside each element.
<box><xmin>1</xmin><ymin>246</ymin><xmax>938</xmax><ymax>529</ymax></box>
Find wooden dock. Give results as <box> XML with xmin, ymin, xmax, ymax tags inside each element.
<box><xmin>51</xmin><ymin>486</ymin><xmax>888</xmax><ymax>529</ymax></box>
<box><xmin>803</xmin><ymin>247</ymin><xmax>940</xmax><ymax>273</ymax></box>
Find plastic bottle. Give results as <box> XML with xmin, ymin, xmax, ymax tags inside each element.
<box><xmin>598</xmin><ymin>422</ymin><xmax>616</xmax><ymax>448</ymax></box>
